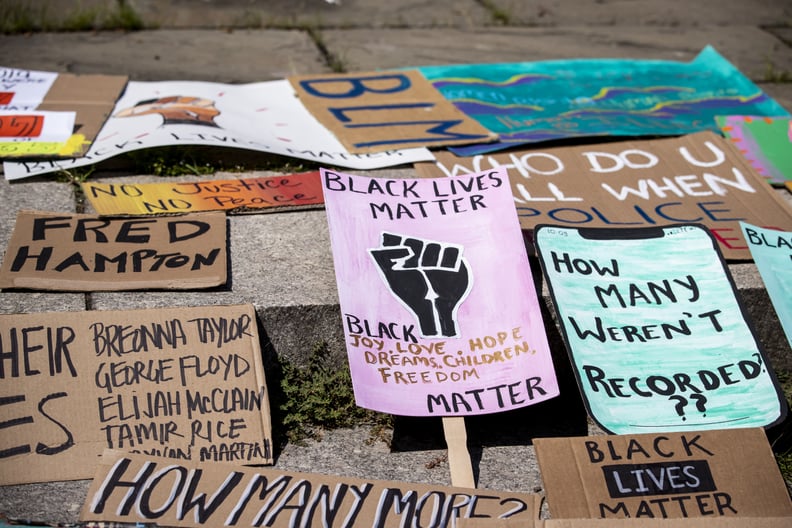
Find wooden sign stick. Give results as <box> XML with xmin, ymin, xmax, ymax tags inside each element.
<box><xmin>442</xmin><ymin>416</ymin><xmax>475</xmax><ymax>488</ymax></box>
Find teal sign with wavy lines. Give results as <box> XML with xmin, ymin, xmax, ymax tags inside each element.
<box><xmin>419</xmin><ymin>46</ymin><xmax>790</xmax><ymax>155</ymax></box>
<box><xmin>535</xmin><ymin>224</ymin><xmax>787</xmax><ymax>434</ymax></box>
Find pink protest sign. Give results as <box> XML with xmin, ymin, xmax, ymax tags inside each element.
<box><xmin>321</xmin><ymin>167</ymin><xmax>559</xmax><ymax>416</ymax></box>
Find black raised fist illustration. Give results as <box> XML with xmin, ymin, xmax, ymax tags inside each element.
<box><xmin>369</xmin><ymin>232</ymin><xmax>473</xmax><ymax>338</ymax></box>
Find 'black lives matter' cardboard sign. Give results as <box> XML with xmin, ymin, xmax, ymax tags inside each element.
<box><xmin>414</xmin><ymin>132</ymin><xmax>792</xmax><ymax>260</ymax></box>
<box><xmin>0</xmin><ymin>304</ymin><xmax>272</xmax><ymax>485</ymax></box>
<box><xmin>458</xmin><ymin>517</ymin><xmax>792</xmax><ymax>527</ymax></box>
<box><xmin>539</xmin><ymin>520</ymin><xmax>792</xmax><ymax>528</ymax></box>
<box><xmin>0</xmin><ymin>210</ymin><xmax>227</xmax><ymax>291</ymax></box>
<box><xmin>289</xmin><ymin>70</ymin><xmax>496</xmax><ymax>153</ymax></box>
<box><xmin>81</xmin><ymin>449</ymin><xmax>541</xmax><ymax>527</ymax></box>
<box><xmin>534</xmin><ymin>428</ymin><xmax>792</xmax><ymax>520</ymax></box>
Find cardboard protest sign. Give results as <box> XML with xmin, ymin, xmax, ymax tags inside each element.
<box><xmin>418</xmin><ymin>46</ymin><xmax>789</xmax><ymax>156</ymax></box>
<box><xmin>534</xmin><ymin>428</ymin><xmax>792</xmax><ymax>519</ymax></box>
<box><xmin>82</xmin><ymin>449</ymin><xmax>541</xmax><ymax>527</ymax></box>
<box><xmin>321</xmin><ymin>167</ymin><xmax>558</xmax><ymax>416</ymax></box>
<box><xmin>289</xmin><ymin>70</ymin><xmax>496</xmax><ymax>153</ymax></box>
<box><xmin>82</xmin><ymin>172</ymin><xmax>324</xmax><ymax>215</ymax></box>
<box><xmin>0</xmin><ymin>71</ymin><xmax>129</xmax><ymax>159</ymax></box>
<box><xmin>717</xmin><ymin>115</ymin><xmax>792</xmax><ymax>186</ymax></box>
<box><xmin>3</xmin><ymin>79</ymin><xmax>433</xmax><ymax>179</ymax></box>
<box><xmin>457</xmin><ymin>520</ymin><xmax>536</xmax><ymax>528</ymax></box>
<box><xmin>0</xmin><ymin>304</ymin><xmax>272</xmax><ymax>485</ymax></box>
<box><xmin>458</xmin><ymin>518</ymin><xmax>792</xmax><ymax>528</ymax></box>
<box><xmin>0</xmin><ymin>211</ymin><xmax>227</xmax><ymax>290</ymax></box>
<box><xmin>534</xmin><ymin>224</ymin><xmax>787</xmax><ymax>434</ymax></box>
<box><xmin>543</xmin><ymin>521</ymin><xmax>792</xmax><ymax>528</ymax></box>
<box><xmin>415</xmin><ymin>131</ymin><xmax>792</xmax><ymax>260</ymax></box>
<box><xmin>740</xmin><ymin>222</ymin><xmax>792</xmax><ymax>348</ymax></box>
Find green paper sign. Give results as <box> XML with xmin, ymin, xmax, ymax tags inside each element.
<box><xmin>535</xmin><ymin>224</ymin><xmax>787</xmax><ymax>434</ymax></box>
<box><xmin>717</xmin><ymin>115</ymin><xmax>792</xmax><ymax>186</ymax></box>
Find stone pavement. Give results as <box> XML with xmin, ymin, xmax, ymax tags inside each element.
<box><xmin>1</xmin><ymin>0</ymin><xmax>792</xmax><ymax>523</ymax></box>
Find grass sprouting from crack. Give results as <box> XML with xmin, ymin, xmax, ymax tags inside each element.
<box><xmin>275</xmin><ymin>342</ymin><xmax>392</xmax><ymax>445</ymax></box>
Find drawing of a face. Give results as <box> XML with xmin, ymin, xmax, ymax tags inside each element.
<box><xmin>115</xmin><ymin>96</ymin><xmax>221</xmax><ymax>127</ymax></box>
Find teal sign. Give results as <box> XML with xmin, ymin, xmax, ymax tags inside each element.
<box><xmin>419</xmin><ymin>46</ymin><xmax>790</xmax><ymax>155</ymax></box>
<box><xmin>535</xmin><ymin>224</ymin><xmax>787</xmax><ymax>434</ymax></box>
<box><xmin>741</xmin><ymin>222</ymin><xmax>792</xmax><ymax>348</ymax></box>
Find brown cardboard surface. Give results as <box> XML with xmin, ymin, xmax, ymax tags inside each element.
<box><xmin>459</xmin><ymin>518</ymin><xmax>792</xmax><ymax>528</ymax></box>
<box><xmin>534</xmin><ymin>428</ymin><xmax>792</xmax><ymax>520</ymax></box>
<box><xmin>457</xmin><ymin>518</ymin><xmax>538</xmax><ymax>527</ymax></box>
<box><xmin>35</xmin><ymin>72</ymin><xmax>128</xmax><ymax>158</ymax></box>
<box><xmin>289</xmin><ymin>70</ymin><xmax>496</xmax><ymax>153</ymax></box>
<box><xmin>544</xmin><ymin>519</ymin><xmax>792</xmax><ymax>527</ymax></box>
<box><xmin>81</xmin><ymin>449</ymin><xmax>542</xmax><ymax>527</ymax></box>
<box><xmin>414</xmin><ymin>132</ymin><xmax>792</xmax><ymax>260</ymax></box>
<box><xmin>0</xmin><ymin>210</ymin><xmax>227</xmax><ymax>291</ymax></box>
<box><xmin>0</xmin><ymin>304</ymin><xmax>272</xmax><ymax>485</ymax></box>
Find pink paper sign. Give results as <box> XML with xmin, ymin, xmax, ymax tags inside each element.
<box><xmin>321</xmin><ymin>167</ymin><xmax>559</xmax><ymax>416</ymax></box>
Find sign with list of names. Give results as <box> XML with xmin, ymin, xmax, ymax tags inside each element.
<box><xmin>534</xmin><ymin>224</ymin><xmax>787</xmax><ymax>434</ymax></box>
<box><xmin>321</xmin><ymin>167</ymin><xmax>559</xmax><ymax>417</ymax></box>
<box><xmin>0</xmin><ymin>304</ymin><xmax>272</xmax><ymax>485</ymax></box>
